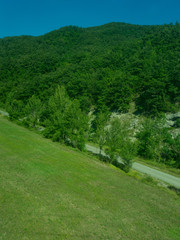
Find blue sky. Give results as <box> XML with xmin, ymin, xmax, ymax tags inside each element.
<box><xmin>0</xmin><ymin>0</ymin><xmax>179</xmax><ymax>38</ymax></box>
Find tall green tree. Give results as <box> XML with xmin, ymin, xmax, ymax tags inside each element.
<box><xmin>105</xmin><ymin>117</ymin><xmax>137</xmax><ymax>172</ymax></box>
<box><xmin>25</xmin><ymin>95</ymin><xmax>42</xmax><ymax>127</ymax></box>
<box><xmin>44</xmin><ymin>85</ymin><xmax>88</xmax><ymax>150</ymax></box>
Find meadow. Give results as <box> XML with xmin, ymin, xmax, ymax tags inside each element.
<box><xmin>0</xmin><ymin>116</ymin><xmax>180</xmax><ymax>240</ymax></box>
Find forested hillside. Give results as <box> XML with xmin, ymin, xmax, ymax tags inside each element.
<box><xmin>0</xmin><ymin>22</ymin><xmax>179</xmax><ymax>114</ymax></box>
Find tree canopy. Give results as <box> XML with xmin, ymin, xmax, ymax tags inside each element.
<box><xmin>0</xmin><ymin>22</ymin><xmax>179</xmax><ymax>115</ymax></box>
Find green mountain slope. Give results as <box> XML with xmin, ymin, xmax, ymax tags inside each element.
<box><xmin>0</xmin><ymin>22</ymin><xmax>179</xmax><ymax>114</ymax></box>
<box><xmin>0</xmin><ymin>116</ymin><xmax>180</xmax><ymax>240</ymax></box>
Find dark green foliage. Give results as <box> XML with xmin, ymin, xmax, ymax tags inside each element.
<box><xmin>43</xmin><ymin>86</ymin><xmax>89</xmax><ymax>150</ymax></box>
<box><xmin>105</xmin><ymin>117</ymin><xmax>137</xmax><ymax>172</ymax></box>
<box><xmin>5</xmin><ymin>93</ymin><xmax>24</xmax><ymax>120</ymax></box>
<box><xmin>161</xmin><ymin>134</ymin><xmax>180</xmax><ymax>168</ymax></box>
<box><xmin>136</xmin><ymin>118</ymin><xmax>162</xmax><ymax>160</ymax></box>
<box><xmin>175</xmin><ymin>118</ymin><xmax>180</xmax><ymax>127</ymax></box>
<box><xmin>25</xmin><ymin>95</ymin><xmax>42</xmax><ymax>127</ymax></box>
<box><xmin>137</xmin><ymin>118</ymin><xmax>180</xmax><ymax>168</ymax></box>
<box><xmin>172</xmin><ymin>135</ymin><xmax>180</xmax><ymax>168</ymax></box>
<box><xmin>0</xmin><ymin>23</ymin><xmax>179</xmax><ymax>115</ymax></box>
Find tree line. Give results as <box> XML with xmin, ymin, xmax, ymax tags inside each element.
<box><xmin>5</xmin><ymin>85</ymin><xmax>180</xmax><ymax>171</ymax></box>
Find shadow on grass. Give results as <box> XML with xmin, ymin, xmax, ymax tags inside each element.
<box><xmin>87</xmin><ymin>151</ymin><xmax>127</xmax><ymax>172</ymax></box>
<box><xmin>168</xmin><ymin>186</ymin><xmax>180</xmax><ymax>196</ymax></box>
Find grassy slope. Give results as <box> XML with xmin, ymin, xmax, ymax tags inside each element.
<box><xmin>0</xmin><ymin>116</ymin><xmax>180</xmax><ymax>240</ymax></box>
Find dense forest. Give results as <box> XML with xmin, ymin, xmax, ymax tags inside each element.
<box><xmin>0</xmin><ymin>22</ymin><xmax>179</xmax><ymax>114</ymax></box>
<box><xmin>0</xmin><ymin>22</ymin><xmax>180</xmax><ymax>170</ymax></box>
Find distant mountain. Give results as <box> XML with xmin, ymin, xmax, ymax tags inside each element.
<box><xmin>0</xmin><ymin>22</ymin><xmax>179</xmax><ymax>114</ymax></box>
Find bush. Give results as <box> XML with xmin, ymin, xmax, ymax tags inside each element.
<box><xmin>141</xmin><ymin>175</ymin><xmax>156</xmax><ymax>185</ymax></box>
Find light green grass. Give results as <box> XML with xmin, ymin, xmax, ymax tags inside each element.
<box><xmin>0</xmin><ymin>116</ymin><xmax>180</xmax><ymax>240</ymax></box>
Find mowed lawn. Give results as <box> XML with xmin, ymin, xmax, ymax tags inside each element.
<box><xmin>0</xmin><ymin>116</ymin><xmax>180</xmax><ymax>240</ymax></box>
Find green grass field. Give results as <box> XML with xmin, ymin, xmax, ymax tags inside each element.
<box><xmin>0</xmin><ymin>116</ymin><xmax>180</xmax><ymax>240</ymax></box>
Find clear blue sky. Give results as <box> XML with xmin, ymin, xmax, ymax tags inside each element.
<box><xmin>0</xmin><ymin>0</ymin><xmax>179</xmax><ymax>38</ymax></box>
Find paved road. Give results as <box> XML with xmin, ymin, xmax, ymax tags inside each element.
<box><xmin>1</xmin><ymin>109</ymin><xmax>180</xmax><ymax>188</ymax></box>
<box><xmin>86</xmin><ymin>144</ymin><xmax>180</xmax><ymax>188</ymax></box>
